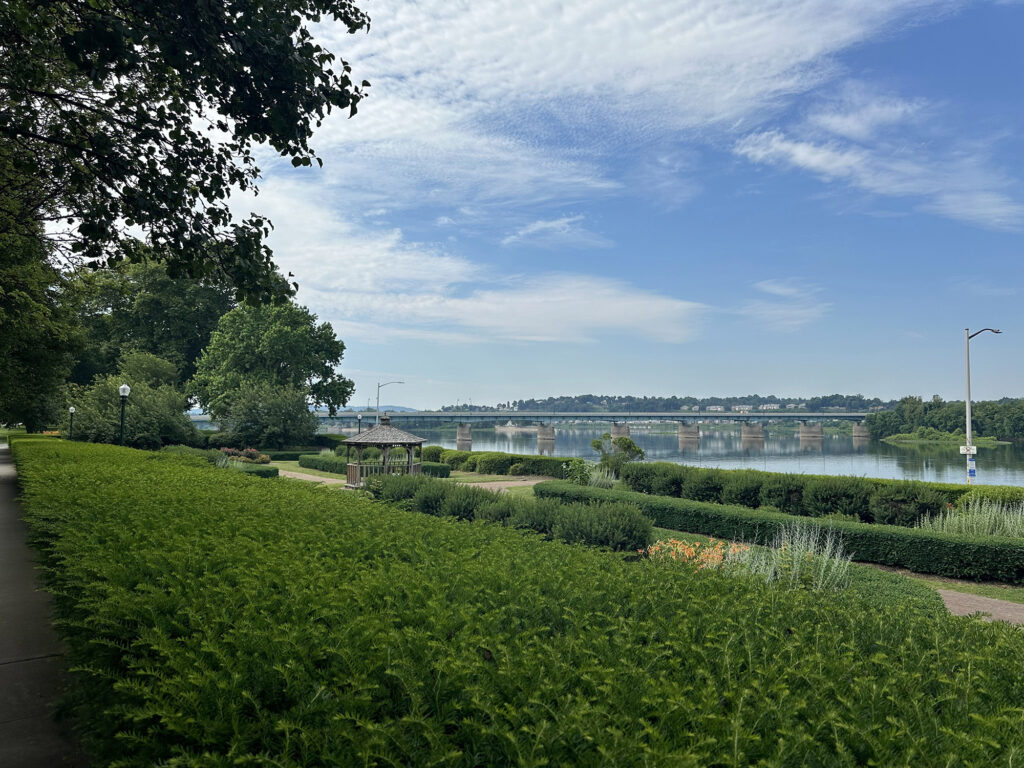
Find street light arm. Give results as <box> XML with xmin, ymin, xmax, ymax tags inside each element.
<box><xmin>968</xmin><ymin>328</ymin><xmax>1002</xmax><ymax>339</ymax></box>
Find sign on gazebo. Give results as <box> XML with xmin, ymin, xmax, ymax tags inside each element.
<box><xmin>343</xmin><ymin>414</ymin><xmax>426</xmax><ymax>488</ymax></box>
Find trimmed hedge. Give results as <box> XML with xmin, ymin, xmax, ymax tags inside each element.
<box><xmin>370</xmin><ymin>474</ymin><xmax>653</xmax><ymax>553</ymax></box>
<box><xmin>229</xmin><ymin>462</ymin><xmax>279</xmax><ymax>478</ymax></box>
<box><xmin>298</xmin><ymin>453</ymin><xmax>348</xmax><ymax>474</ymax></box>
<box><xmin>422</xmin><ymin>445</ymin><xmax>444</xmax><ymax>462</ymax></box>
<box><xmin>262</xmin><ymin>450</ymin><xmax>320</xmax><ymax>461</ymax></box>
<box><xmin>618</xmin><ymin>462</ymin><xmax>1013</xmax><ymax>526</ymax></box>
<box><xmin>436</xmin><ymin>448</ymin><xmax>569</xmax><ymax>477</ymax></box>
<box><xmin>14</xmin><ymin>440</ymin><xmax>1024</xmax><ymax>766</ymax></box>
<box><xmin>422</xmin><ymin>461</ymin><xmax>451</xmax><ymax>478</ymax></box>
<box><xmin>534</xmin><ymin>480</ymin><xmax>1024</xmax><ymax>584</ymax></box>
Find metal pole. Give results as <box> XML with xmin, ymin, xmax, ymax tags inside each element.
<box><xmin>119</xmin><ymin>395</ymin><xmax>127</xmax><ymax>446</ymax></box>
<box><xmin>965</xmin><ymin>328</ymin><xmax>973</xmax><ymax>484</ymax></box>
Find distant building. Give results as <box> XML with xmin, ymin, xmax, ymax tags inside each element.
<box><xmin>707</xmin><ymin>405</ymin><xmax>724</xmax><ymax>412</ymax></box>
<box><xmin>732</xmin><ymin>405</ymin><xmax>753</xmax><ymax>412</ymax></box>
<box><xmin>785</xmin><ymin>403</ymin><xmax>798</xmax><ymax>409</ymax></box>
<box><xmin>759</xmin><ymin>403</ymin><xmax>780</xmax><ymax>410</ymax></box>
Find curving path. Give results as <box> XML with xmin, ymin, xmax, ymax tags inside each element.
<box><xmin>938</xmin><ymin>590</ymin><xmax>1024</xmax><ymax>625</ymax></box>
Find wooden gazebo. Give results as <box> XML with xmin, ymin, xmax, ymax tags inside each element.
<box><xmin>343</xmin><ymin>414</ymin><xmax>426</xmax><ymax>488</ymax></box>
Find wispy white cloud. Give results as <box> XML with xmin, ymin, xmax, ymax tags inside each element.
<box><xmin>501</xmin><ymin>215</ymin><xmax>613</xmax><ymax>248</ymax></box>
<box><xmin>740</xmin><ymin>279</ymin><xmax>831</xmax><ymax>332</ymax></box>
<box><xmin>735</xmin><ymin>127</ymin><xmax>1024</xmax><ymax>230</ymax></box>
<box><xmin>806</xmin><ymin>81</ymin><xmax>927</xmax><ymax>140</ymax></box>
<box><xmin>295</xmin><ymin>0</ymin><xmax>959</xmax><ymax>213</ymax></box>
<box><xmin>335</xmin><ymin>276</ymin><xmax>706</xmax><ymax>344</ymax></box>
<box><xmin>253</xmin><ymin>180</ymin><xmax>703</xmax><ymax>345</ymax></box>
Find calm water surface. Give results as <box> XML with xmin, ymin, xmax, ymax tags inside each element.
<box><xmin>419</xmin><ymin>426</ymin><xmax>1024</xmax><ymax>486</ymax></box>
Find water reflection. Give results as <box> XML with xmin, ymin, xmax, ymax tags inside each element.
<box><xmin>418</xmin><ymin>425</ymin><xmax>1024</xmax><ymax>485</ymax></box>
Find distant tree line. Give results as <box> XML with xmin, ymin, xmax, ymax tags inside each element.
<box><xmin>866</xmin><ymin>396</ymin><xmax>1024</xmax><ymax>443</ymax></box>
<box><xmin>443</xmin><ymin>394</ymin><xmax>894</xmax><ymax>413</ymax></box>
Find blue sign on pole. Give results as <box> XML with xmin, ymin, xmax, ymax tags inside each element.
<box><xmin>969</xmin><ymin>469</ymin><xmax>977</xmax><ymax>478</ymax></box>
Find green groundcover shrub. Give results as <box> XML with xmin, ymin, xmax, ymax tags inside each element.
<box><xmin>370</xmin><ymin>474</ymin><xmax>652</xmax><ymax>552</ymax></box>
<box><xmin>12</xmin><ymin>439</ymin><xmax>1024</xmax><ymax>766</ymax></box>
<box><xmin>618</xmin><ymin>462</ymin><xmax>1019</xmax><ymax>526</ymax></box>
<box><xmin>536</xmin><ymin>481</ymin><xmax>1024</xmax><ymax>583</ymax></box>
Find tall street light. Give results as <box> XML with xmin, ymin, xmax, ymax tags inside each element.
<box><xmin>68</xmin><ymin>406</ymin><xmax>75</xmax><ymax>440</ymax></box>
<box><xmin>963</xmin><ymin>327</ymin><xmax>1001</xmax><ymax>484</ymax></box>
<box><xmin>376</xmin><ymin>380</ymin><xmax>403</xmax><ymax>424</ymax></box>
<box><xmin>357</xmin><ymin>412</ymin><xmax>363</xmax><ymax>434</ymax></box>
<box><xmin>118</xmin><ymin>383</ymin><xmax>131</xmax><ymax>445</ymax></box>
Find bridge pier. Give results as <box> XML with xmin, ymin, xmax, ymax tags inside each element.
<box><xmin>677</xmin><ymin>423</ymin><xmax>700</xmax><ymax>439</ymax></box>
<box><xmin>798</xmin><ymin>422</ymin><xmax>824</xmax><ymax>439</ymax></box>
<box><xmin>457</xmin><ymin>423</ymin><xmax>472</xmax><ymax>452</ymax></box>
<box><xmin>740</xmin><ymin>422</ymin><xmax>764</xmax><ymax>439</ymax></box>
<box><xmin>610</xmin><ymin>422</ymin><xmax>630</xmax><ymax>439</ymax></box>
<box><xmin>536</xmin><ymin>424</ymin><xmax>555</xmax><ymax>454</ymax></box>
<box><xmin>852</xmin><ymin>422</ymin><xmax>869</xmax><ymax>440</ymax></box>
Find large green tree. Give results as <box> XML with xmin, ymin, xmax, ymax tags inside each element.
<box><xmin>190</xmin><ymin>301</ymin><xmax>354</xmax><ymax>425</ymax></box>
<box><xmin>0</xmin><ymin>151</ymin><xmax>79</xmax><ymax>431</ymax></box>
<box><xmin>67</xmin><ymin>253</ymin><xmax>237</xmax><ymax>385</ymax></box>
<box><xmin>1</xmin><ymin>0</ymin><xmax>369</xmax><ymax>300</ymax></box>
<box><xmin>63</xmin><ymin>352</ymin><xmax>200</xmax><ymax>447</ymax></box>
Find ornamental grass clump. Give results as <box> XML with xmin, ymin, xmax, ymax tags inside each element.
<box><xmin>729</xmin><ymin>524</ymin><xmax>853</xmax><ymax>592</ymax></box>
<box><xmin>642</xmin><ymin>526</ymin><xmax>852</xmax><ymax>592</ymax></box>
<box><xmin>918</xmin><ymin>497</ymin><xmax>1024</xmax><ymax>539</ymax></box>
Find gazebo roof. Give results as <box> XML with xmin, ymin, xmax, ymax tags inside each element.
<box><xmin>344</xmin><ymin>415</ymin><xmax>425</xmax><ymax>446</ymax></box>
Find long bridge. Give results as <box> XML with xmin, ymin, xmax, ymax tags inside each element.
<box><xmin>191</xmin><ymin>410</ymin><xmax>870</xmax><ymax>429</ymax></box>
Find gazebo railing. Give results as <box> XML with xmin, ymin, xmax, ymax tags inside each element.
<box><xmin>347</xmin><ymin>462</ymin><xmax>422</xmax><ymax>485</ymax></box>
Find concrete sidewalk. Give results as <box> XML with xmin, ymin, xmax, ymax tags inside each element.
<box><xmin>0</xmin><ymin>443</ymin><xmax>87</xmax><ymax>766</ymax></box>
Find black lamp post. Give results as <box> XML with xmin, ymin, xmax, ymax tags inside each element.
<box><xmin>118</xmin><ymin>383</ymin><xmax>130</xmax><ymax>445</ymax></box>
<box><xmin>357</xmin><ymin>412</ymin><xmax>363</xmax><ymax>434</ymax></box>
<box><xmin>68</xmin><ymin>406</ymin><xmax>75</xmax><ymax>440</ymax></box>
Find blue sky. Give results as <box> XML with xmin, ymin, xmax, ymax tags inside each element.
<box><xmin>244</xmin><ymin>0</ymin><xmax>1023</xmax><ymax>409</ymax></box>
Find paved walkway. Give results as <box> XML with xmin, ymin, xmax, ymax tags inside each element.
<box><xmin>938</xmin><ymin>590</ymin><xmax>1024</xmax><ymax>625</ymax></box>
<box><xmin>0</xmin><ymin>444</ymin><xmax>87</xmax><ymax>766</ymax></box>
<box><xmin>277</xmin><ymin>468</ymin><xmax>349</xmax><ymax>485</ymax></box>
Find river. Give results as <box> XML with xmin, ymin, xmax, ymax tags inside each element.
<box><xmin>416</xmin><ymin>425</ymin><xmax>1024</xmax><ymax>486</ymax></box>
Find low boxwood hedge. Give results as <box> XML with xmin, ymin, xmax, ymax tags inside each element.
<box><xmin>422</xmin><ymin>461</ymin><xmax>451</xmax><ymax>478</ymax></box>
<box><xmin>298</xmin><ymin>453</ymin><xmax>348</xmax><ymax>474</ymax></box>
<box><xmin>436</xmin><ymin>449</ymin><xmax>569</xmax><ymax>477</ymax></box>
<box><xmin>370</xmin><ymin>474</ymin><xmax>652</xmax><ymax>552</ymax></box>
<box><xmin>262</xmin><ymin>450</ymin><xmax>320</xmax><ymax>461</ymax></box>
<box><xmin>618</xmin><ymin>462</ymin><xmax>1017</xmax><ymax>526</ymax></box>
<box><xmin>534</xmin><ymin>480</ymin><xmax>1024</xmax><ymax>584</ymax></box>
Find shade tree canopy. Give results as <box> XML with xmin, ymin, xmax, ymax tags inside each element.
<box><xmin>189</xmin><ymin>301</ymin><xmax>354</xmax><ymax>422</ymax></box>
<box><xmin>67</xmin><ymin>254</ymin><xmax>237</xmax><ymax>385</ymax></box>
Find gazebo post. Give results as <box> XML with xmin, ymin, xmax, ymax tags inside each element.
<box><xmin>407</xmin><ymin>446</ymin><xmax>413</xmax><ymax>475</ymax></box>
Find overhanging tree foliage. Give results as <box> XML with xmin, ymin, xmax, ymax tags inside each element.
<box><xmin>0</xmin><ymin>0</ymin><xmax>370</xmax><ymax>300</ymax></box>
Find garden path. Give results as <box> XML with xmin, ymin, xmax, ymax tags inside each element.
<box><xmin>277</xmin><ymin>469</ymin><xmax>349</xmax><ymax>485</ymax></box>
<box><xmin>0</xmin><ymin>443</ymin><xmax>87</xmax><ymax>766</ymax></box>
<box><xmin>938</xmin><ymin>590</ymin><xmax>1024</xmax><ymax>625</ymax></box>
